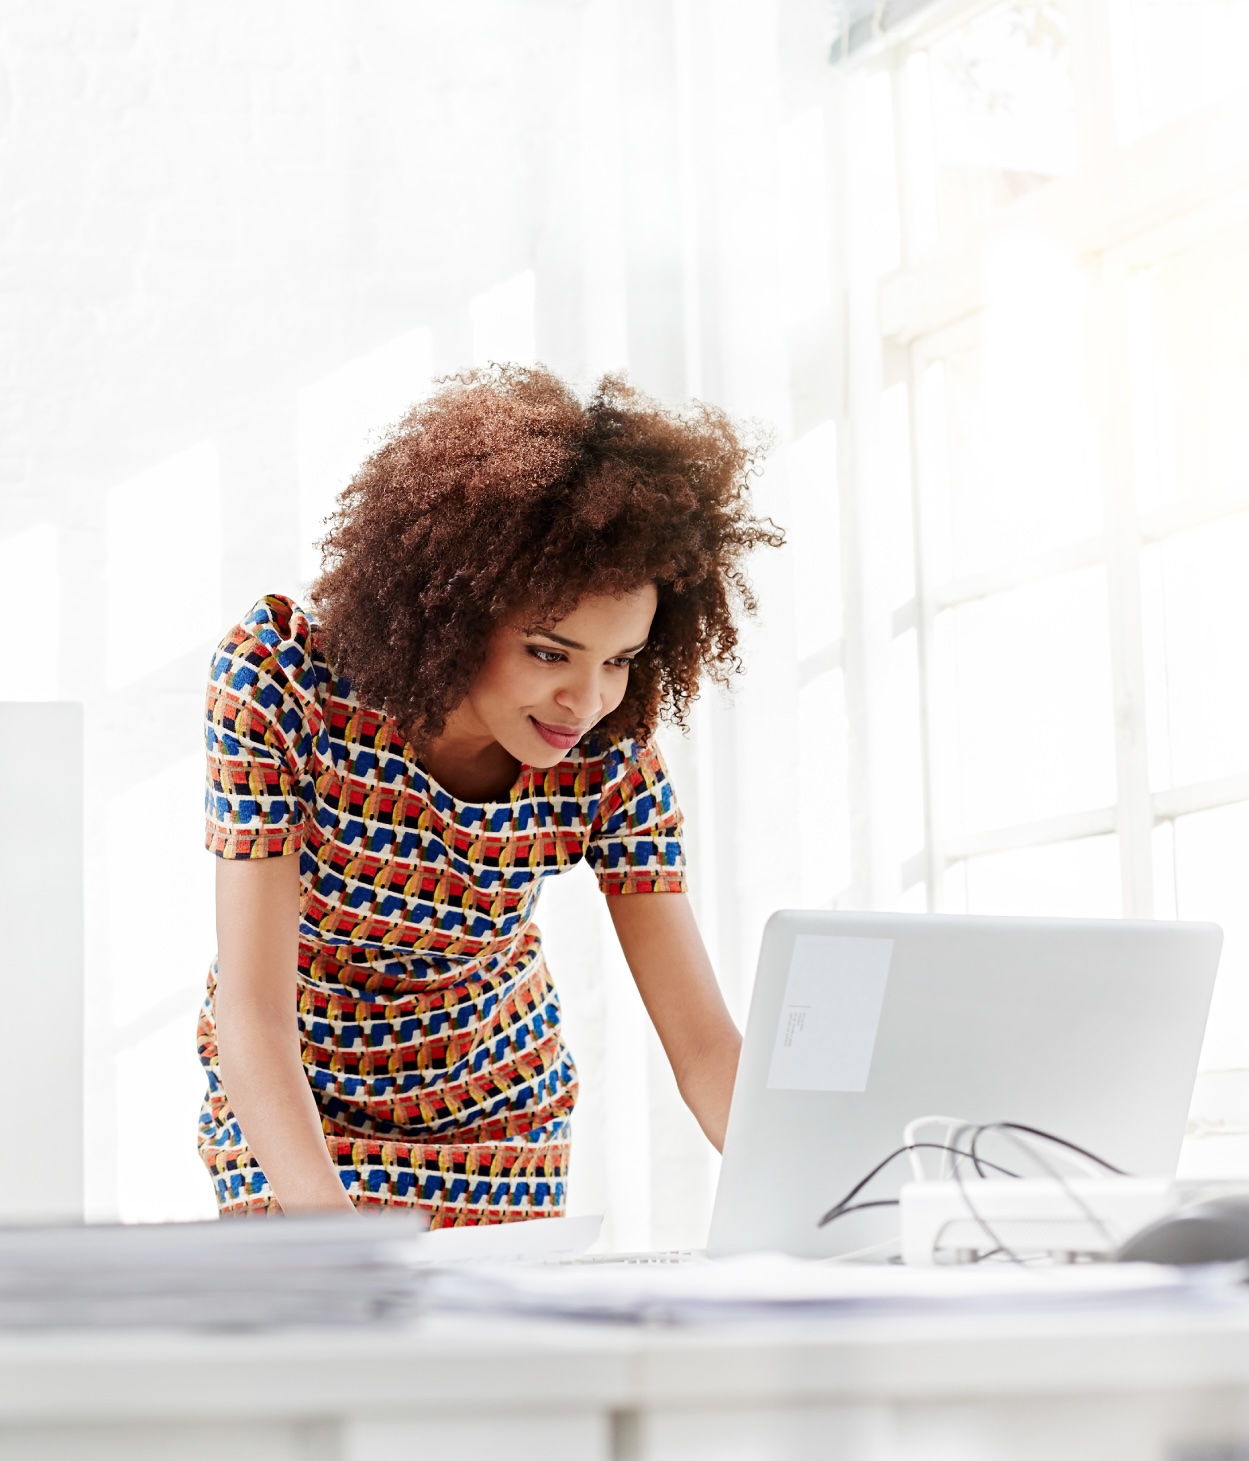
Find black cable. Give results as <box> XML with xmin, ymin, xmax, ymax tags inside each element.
<box><xmin>951</xmin><ymin>1121</ymin><xmax>1129</xmax><ymax>1265</ymax></box>
<box><xmin>970</xmin><ymin>1122</ymin><xmax>1122</xmax><ymax>1254</ymax></box>
<box><xmin>817</xmin><ymin>1142</ymin><xmax>1020</xmax><ymax>1228</ymax></box>
<box><xmin>816</xmin><ymin>1199</ymin><xmax>900</xmax><ymax>1227</ymax></box>
<box><xmin>949</xmin><ymin>1126</ymin><xmax>1023</xmax><ymax>1264</ymax></box>
<box><xmin>970</xmin><ymin>1122</ymin><xmax>1127</xmax><ymax>1177</ymax></box>
<box><xmin>815</xmin><ymin>1123</ymin><xmax>1131</xmax><ymax>1266</ymax></box>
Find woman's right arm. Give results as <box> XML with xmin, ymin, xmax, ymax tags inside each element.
<box><xmin>214</xmin><ymin>854</ymin><xmax>356</xmax><ymax>1213</ymax></box>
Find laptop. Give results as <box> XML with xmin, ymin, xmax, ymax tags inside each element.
<box><xmin>706</xmin><ymin>910</ymin><xmax>1222</xmax><ymax>1260</ymax></box>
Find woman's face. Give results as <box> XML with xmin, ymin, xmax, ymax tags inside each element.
<box><xmin>463</xmin><ymin>584</ymin><xmax>659</xmax><ymax>766</ymax></box>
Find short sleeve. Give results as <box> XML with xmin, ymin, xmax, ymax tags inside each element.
<box><xmin>204</xmin><ymin>596</ymin><xmax>318</xmax><ymax>860</ymax></box>
<box><xmin>585</xmin><ymin>740</ymin><xmax>687</xmax><ymax>895</ymax></box>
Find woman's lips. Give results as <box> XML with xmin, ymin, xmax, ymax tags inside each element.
<box><xmin>531</xmin><ymin>717</ymin><xmax>585</xmax><ymax>750</ymax></box>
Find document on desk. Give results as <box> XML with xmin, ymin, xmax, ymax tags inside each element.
<box><xmin>767</xmin><ymin>935</ymin><xmax>893</xmax><ymax>1092</ymax></box>
<box><xmin>0</xmin><ymin>1213</ymin><xmax>430</xmax><ymax>1331</ymax></box>
<box><xmin>426</xmin><ymin>1253</ymin><xmax>1249</xmax><ymax>1326</ymax></box>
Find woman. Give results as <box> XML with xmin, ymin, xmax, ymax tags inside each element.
<box><xmin>199</xmin><ymin>365</ymin><xmax>781</xmax><ymax>1222</ymax></box>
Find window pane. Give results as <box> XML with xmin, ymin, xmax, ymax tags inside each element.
<box><xmin>1114</xmin><ymin>0</ymin><xmax>1249</xmax><ymax>144</ymax></box>
<box><xmin>1171</xmin><ymin>801</ymin><xmax>1249</xmax><ymax>1070</ymax></box>
<box><xmin>933</xmin><ymin>567</ymin><xmax>1117</xmax><ymax>836</ymax></box>
<box><xmin>116</xmin><ymin>1026</ymin><xmax>218</xmax><ymax>1224</ymax></box>
<box><xmin>1128</xmin><ymin>220</ymin><xmax>1249</xmax><ymax>516</ymax></box>
<box><xmin>1152</xmin><ymin>820</ymin><xmax>1177</xmax><ymax>921</ymax></box>
<box><xmin>845</xmin><ymin>68</ymin><xmax>901</xmax><ymax>274</ymax></box>
<box><xmin>878</xmin><ymin>382</ymin><xmax>916</xmax><ymax>612</ymax></box>
<box><xmin>797</xmin><ymin>668</ymin><xmax>852</xmax><ymax>906</ymax></box>
<box><xmin>777</xmin><ymin>107</ymin><xmax>833</xmax><ymax>326</ymax></box>
<box><xmin>916</xmin><ymin>259</ymin><xmax>1099</xmax><ymax>583</ymax></box>
<box><xmin>1141</xmin><ymin>512</ymin><xmax>1249</xmax><ymax>790</ymax></box>
<box><xmin>918</xmin><ymin>0</ymin><xmax>1077</xmax><ymax>245</ymax></box>
<box><xmin>947</xmin><ymin>834</ymin><xmax>1121</xmax><ymax>917</ymax></box>
<box><xmin>885</xmin><ymin>628</ymin><xmax>926</xmax><ymax>862</ymax></box>
<box><xmin>788</xmin><ymin>422</ymin><xmax>842</xmax><ymax>656</ymax></box>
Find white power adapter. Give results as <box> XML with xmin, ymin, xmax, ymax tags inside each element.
<box><xmin>899</xmin><ymin>1178</ymin><xmax>1177</xmax><ymax>1265</ymax></box>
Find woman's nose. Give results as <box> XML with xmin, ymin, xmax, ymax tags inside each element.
<box><xmin>555</xmin><ymin>673</ymin><xmax>601</xmax><ymax>723</ymax></box>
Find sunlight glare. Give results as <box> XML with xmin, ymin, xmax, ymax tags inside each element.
<box><xmin>470</xmin><ymin>270</ymin><xmax>537</xmax><ymax>370</ymax></box>
<box><xmin>295</xmin><ymin>328</ymin><xmax>435</xmax><ymax>589</ymax></box>
<box><xmin>0</xmin><ymin>522</ymin><xmax>60</xmax><ymax>699</ymax></box>
<box><xmin>105</xmin><ymin>443</ymin><xmax>221</xmax><ymax>692</ymax></box>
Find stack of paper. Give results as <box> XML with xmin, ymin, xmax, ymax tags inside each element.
<box><xmin>425</xmin><ymin>1251</ymin><xmax>1249</xmax><ymax>1326</ymax></box>
<box><xmin>5</xmin><ymin>1217</ymin><xmax>1243</xmax><ymax>1333</ymax></box>
<box><xmin>0</xmin><ymin>1213</ymin><xmax>428</xmax><ymax>1331</ymax></box>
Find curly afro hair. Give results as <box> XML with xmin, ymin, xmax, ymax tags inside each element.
<box><xmin>310</xmin><ymin>365</ymin><xmax>783</xmax><ymax>746</ymax></box>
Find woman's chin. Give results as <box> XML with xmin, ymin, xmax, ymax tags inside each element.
<box><xmin>531</xmin><ymin>744</ymin><xmax>573</xmax><ymax>768</ymax></box>
<box><xmin>494</xmin><ymin>731</ymin><xmax>569</xmax><ymax>770</ymax></box>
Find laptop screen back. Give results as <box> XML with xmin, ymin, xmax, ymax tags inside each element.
<box><xmin>707</xmin><ymin>910</ymin><xmax>1221</xmax><ymax>1259</ymax></box>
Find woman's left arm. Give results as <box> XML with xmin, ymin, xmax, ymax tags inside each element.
<box><xmin>606</xmin><ymin>892</ymin><xmax>741</xmax><ymax>1151</ymax></box>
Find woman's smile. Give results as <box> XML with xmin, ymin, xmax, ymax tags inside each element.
<box><xmin>530</xmin><ymin>717</ymin><xmax>588</xmax><ymax>750</ymax></box>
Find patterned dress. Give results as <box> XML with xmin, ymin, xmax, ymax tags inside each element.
<box><xmin>199</xmin><ymin>595</ymin><xmax>686</xmax><ymax>1224</ymax></box>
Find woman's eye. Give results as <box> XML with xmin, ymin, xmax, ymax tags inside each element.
<box><xmin>528</xmin><ymin>647</ymin><xmax>564</xmax><ymax>664</ymax></box>
<box><xmin>608</xmin><ymin>657</ymin><xmax>635</xmax><ymax>669</ymax></box>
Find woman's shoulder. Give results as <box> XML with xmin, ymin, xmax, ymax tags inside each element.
<box><xmin>230</xmin><ymin>593</ymin><xmax>312</xmax><ymax>650</ymax></box>
<box><xmin>563</xmin><ymin>733</ymin><xmax>674</xmax><ymax>795</ymax></box>
<box><xmin>210</xmin><ymin>594</ymin><xmax>338</xmax><ymax>702</ymax></box>
<box><xmin>570</xmin><ymin>733</ymin><xmax>685</xmax><ymax>861</ymax></box>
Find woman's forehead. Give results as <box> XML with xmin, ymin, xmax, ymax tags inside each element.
<box><xmin>518</xmin><ymin>584</ymin><xmax>658</xmax><ymax>640</ymax></box>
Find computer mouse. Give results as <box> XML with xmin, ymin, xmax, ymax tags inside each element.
<box><xmin>1115</xmin><ymin>1196</ymin><xmax>1249</xmax><ymax>1265</ymax></box>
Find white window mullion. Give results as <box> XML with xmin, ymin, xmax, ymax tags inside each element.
<box><xmin>837</xmin><ymin>63</ymin><xmax>908</xmax><ymax>911</ymax></box>
<box><xmin>931</xmin><ymin>536</ymin><xmax>1107</xmax><ymax>614</ymax></box>
<box><xmin>945</xmin><ymin>806</ymin><xmax>1119</xmax><ymax>864</ymax></box>
<box><xmin>1084</xmin><ymin>0</ymin><xmax>1154</xmax><ymax>923</ymax></box>
<box><xmin>908</xmin><ymin>346</ymin><xmax>944</xmax><ymax>909</ymax></box>
<box><xmin>1097</xmin><ymin>252</ymin><xmax>1155</xmax><ymax>917</ymax></box>
<box><xmin>1154</xmin><ymin>774</ymin><xmax>1249</xmax><ymax>824</ymax></box>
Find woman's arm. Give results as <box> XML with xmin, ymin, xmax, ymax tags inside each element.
<box><xmin>606</xmin><ymin>892</ymin><xmax>741</xmax><ymax>1151</ymax></box>
<box><xmin>214</xmin><ymin>854</ymin><xmax>355</xmax><ymax>1213</ymax></box>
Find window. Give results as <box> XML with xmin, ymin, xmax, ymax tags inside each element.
<box><xmin>830</xmin><ymin>0</ymin><xmax>1249</xmax><ymax>1158</ymax></box>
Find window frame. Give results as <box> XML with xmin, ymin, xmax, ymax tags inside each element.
<box><xmin>831</xmin><ymin>0</ymin><xmax>1249</xmax><ymax>920</ymax></box>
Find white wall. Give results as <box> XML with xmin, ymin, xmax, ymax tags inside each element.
<box><xmin>0</xmin><ymin>0</ymin><xmax>843</xmax><ymax>1239</ymax></box>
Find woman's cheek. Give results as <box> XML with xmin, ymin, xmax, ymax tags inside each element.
<box><xmin>603</xmin><ymin>674</ymin><xmax>628</xmax><ymax>716</ymax></box>
<box><xmin>510</xmin><ymin>666</ymin><xmax>548</xmax><ymax>710</ymax></box>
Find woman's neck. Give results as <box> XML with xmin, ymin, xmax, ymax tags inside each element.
<box><xmin>417</xmin><ymin>716</ymin><xmax>521</xmax><ymax>803</ymax></box>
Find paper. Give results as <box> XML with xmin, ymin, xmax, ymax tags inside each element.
<box><xmin>0</xmin><ymin>1213</ymin><xmax>430</xmax><ymax>1331</ymax></box>
<box><xmin>425</xmin><ymin>1251</ymin><xmax>1240</xmax><ymax>1326</ymax></box>
<box><xmin>766</xmin><ymin>934</ymin><xmax>892</xmax><ymax>1092</ymax></box>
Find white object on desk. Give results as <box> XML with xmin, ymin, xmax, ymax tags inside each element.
<box><xmin>0</xmin><ymin>703</ymin><xmax>84</xmax><ymax>1223</ymax></box>
<box><xmin>899</xmin><ymin>1177</ymin><xmax>1187</xmax><ymax>1265</ymax></box>
<box><xmin>422</xmin><ymin>1248</ymin><xmax>1240</xmax><ymax>1324</ymax></box>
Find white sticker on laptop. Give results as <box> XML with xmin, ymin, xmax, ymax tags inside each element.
<box><xmin>766</xmin><ymin>934</ymin><xmax>893</xmax><ymax>1092</ymax></box>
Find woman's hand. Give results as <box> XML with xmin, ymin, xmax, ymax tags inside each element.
<box><xmin>214</xmin><ymin>854</ymin><xmax>356</xmax><ymax>1213</ymax></box>
<box><xmin>606</xmin><ymin>892</ymin><xmax>741</xmax><ymax>1151</ymax></box>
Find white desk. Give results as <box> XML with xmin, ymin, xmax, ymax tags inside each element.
<box><xmin>2</xmin><ymin>1304</ymin><xmax>1249</xmax><ymax>1460</ymax></box>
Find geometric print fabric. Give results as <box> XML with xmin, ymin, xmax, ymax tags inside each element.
<box><xmin>199</xmin><ymin>595</ymin><xmax>687</xmax><ymax>1224</ymax></box>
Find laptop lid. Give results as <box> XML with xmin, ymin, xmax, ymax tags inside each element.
<box><xmin>707</xmin><ymin>910</ymin><xmax>1222</xmax><ymax>1259</ymax></box>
